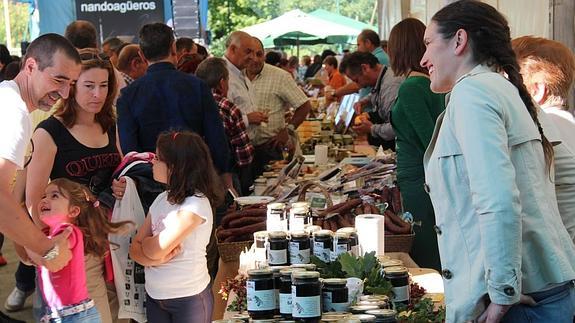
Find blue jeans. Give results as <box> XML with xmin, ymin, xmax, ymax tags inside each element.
<box><xmin>48</xmin><ymin>306</ymin><xmax>101</xmax><ymax>323</ymax></box>
<box><xmin>146</xmin><ymin>285</ymin><xmax>213</xmax><ymax>323</ymax></box>
<box><xmin>502</xmin><ymin>281</ymin><xmax>575</xmax><ymax>323</ymax></box>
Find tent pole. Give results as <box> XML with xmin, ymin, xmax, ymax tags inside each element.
<box><xmin>297</xmin><ymin>36</ymin><xmax>300</xmax><ymax>58</ymax></box>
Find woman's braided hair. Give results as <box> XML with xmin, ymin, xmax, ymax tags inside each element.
<box><xmin>432</xmin><ymin>0</ymin><xmax>554</xmax><ymax>172</ymax></box>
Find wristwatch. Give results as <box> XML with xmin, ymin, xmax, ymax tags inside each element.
<box><xmin>42</xmin><ymin>244</ymin><xmax>60</xmax><ymax>261</ymax></box>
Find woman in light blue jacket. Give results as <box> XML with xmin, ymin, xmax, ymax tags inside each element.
<box><xmin>420</xmin><ymin>1</ymin><xmax>575</xmax><ymax>322</ymax></box>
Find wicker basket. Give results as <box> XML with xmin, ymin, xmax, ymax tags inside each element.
<box><xmin>297</xmin><ymin>181</ymin><xmax>333</xmax><ymax>208</ymax></box>
<box><xmin>215</xmin><ymin>228</ymin><xmax>254</xmax><ymax>263</ymax></box>
<box><xmin>384</xmin><ymin>233</ymin><xmax>415</xmax><ymax>253</ymax></box>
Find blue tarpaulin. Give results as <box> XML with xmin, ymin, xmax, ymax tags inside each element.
<box><xmin>19</xmin><ymin>0</ymin><xmax>208</xmax><ymax>42</ymax></box>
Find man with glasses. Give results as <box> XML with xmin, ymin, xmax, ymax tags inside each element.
<box><xmin>0</xmin><ymin>34</ymin><xmax>81</xmax><ymax>320</ymax></box>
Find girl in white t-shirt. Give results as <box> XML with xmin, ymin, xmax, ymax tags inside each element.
<box><xmin>129</xmin><ymin>131</ymin><xmax>225</xmax><ymax>323</ymax></box>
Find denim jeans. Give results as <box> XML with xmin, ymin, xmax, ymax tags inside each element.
<box><xmin>48</xmin><ymin>306</ymin><xmax>101</xmax><ymax>323</ymax></box>
<box><xmin>146</xmin><ymin>285</ymin><xmax>213</xmax><ymax>323</ymax></box>
<box><xmin>502</xmin><ymin>281</ymin><xmax>575</xmax><ymax>323</ymax></box>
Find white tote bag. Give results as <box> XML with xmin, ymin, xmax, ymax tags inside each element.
<box><xmin>109</xmin><ymin>176</ymin><xmax>147</xmax><ymax>322</ymax></box>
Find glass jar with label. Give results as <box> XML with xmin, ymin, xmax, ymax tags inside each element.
<box><xmin>267</xmin><ymin>203</ymin><xmax>287</xmax><ymax>231</ymax></box>
<box><xmin>292</xmin><ymin>271</ymin><xmax>322</xmax><ymax>322</ymax></box>
<box><xmin>254</xmin><ymin>231</ymin><xmax>268</xmax><ymax>268</ymax></box>
<box><xmin>290</xmin><ymin>202</ymin><xmax>310</xmax><ymax>231</ymax></box>
<box><xmin>365</xmin><ymin>309</ymin><xmax>397</xmax><ymax>323</ymax></box>
<box><xmin>289</xmin><ymin>231</ymin><xmax>311</xmax><ymax>264</ymax></box>
<box><xmin>331</xmin><ymin>232</ymin><xmax>351</xmax><ymax>261</ymax></box>
<box><xmin>267</xmin><ymin>231</ymin><xmax>289</xmax><ymax>266</ymax></box>
<box><xmin>279</xmin><ymin>268</ymin><xmax>305</xmax><ymax>319</ymax></box>
<box><xmin>247</xmin><ymin>268</ymin><xmax>276</xmax><ymax>319</ymax></box>
<box><xmin>313</xmin><ymin>230</ymin><xmax>333</xmax><ymax>263</ymax></box>
<box><xmin>271</xmin><ymin>266</ymin><xmax>288</xmax><ymax>314</ymax></box>
<box><xmin>322</xmin><ymin>278</ymin><xmax>349</xmax><ymax>312</ymax></box>
<box><xmin>337</xmin><ymin>227</ymin><xmax>359</xmax><ymax>256</ymax></box>
<box><xmin>305</xmin><ymin>225</ymin><xmax>322</xmax><ymax>254</ymax></box>
<box><xmin>384</xmin><ymin>266</ymin><xmax>409</xmax><ymax>305</ymax></box>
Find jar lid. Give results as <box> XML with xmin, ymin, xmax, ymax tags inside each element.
<box><xmin>365</xmin><ymin>309</ymin><xmax>397</xmax><ymax>318</ymax></box>
<box><xmin>270</xmin><ymin>265</ymin><xmax>289</xmax><ymax>273</ymax></box>
<box><xmin>230</xmin><ymin>313</ymin><xmax>250</xmax><ymax>320</ymax></box>
<box><xmin>313</xmin><ymin>229</ymin><xmax>333</xmax><ymax>237</ymax></box>
<box><xmin>253</xmin><ymin>231</ymin><xmax>268</xmax><ymax>239</ymax></box>
<box><xmin>267</xmin><ymin>202</ymin><xmax>285</xmax><ymax>210</ymax></box>
<box><xmin>247</xmin><ymin>268</ymin><xmax>273</xmax><ymax>276</ymax></box>
<box><xmin>322</xmin><ymin>278</ymin><xmax>348</xmax><ymax>286</ymax></box>
<box><xmin>385</xmin><ymin>266</ymin><xmax>408</xmax><ymax>275</ymax></box>
<box><xmin>305</xmin><ymin>225</ymin><xmax>322</xmax><ymax>233</ymax></box>
<box><xmin>280</xmin><ymin>268</ymin><xmax>305</xmax><ymax>277</ymax></box>
<box><xmin>350</xmin><ymin>305</ymin><xmax>379</xmax><ymax>312</ymax></box>
<box><xmin>359</xmin><ymin>295</ymin><xmax>389</xmax><ymax>302</ymax></box>
<box><xmin>356</xmin><ymin>300</ymin><xmax>385</xmax><ymax>307</ymax></box>
<box><xmin>290</xmin><ymin>230</ymin><xmax>309</xmax><ymax>238</ymax></box>
<box><xmin>350</xmin><ymin>314</ymin><xmax>376</xmax><ymax>322</ymax></box>
<box><xmin>291</xmin><ymin>201</ymin><xmax>309</xmax><ymax>209</ymax></box>
<box><xmin>268</xmin><ymin>231</ymin><xmax>287</xmax><ymax>239</ymax></box>
<box><xmin>292</xmin><ymin>270</ymin><xmax>320</xmax><ymax>279</ymax></box>
<box><xmin>377</xmin><ymin>255</ymin><xmax>391</xmax><ymax>263</ymax></box>
<box><xmin>337</xmin><ymin>227</ymin><xmax>357</xmax><ymax>234</ymax></box>
<box><xmin>291</xmin><ymin>206</ymin><xmax>309</xmax><ymax>214</ymax></box>
<box><xmin>290</xmin><ymin>263</ymin><xmax>317</xmax><ymax>271</ymax></box>
<box><xmin>381</xmin><ymin>259</ymin><xmax>403</xmax><ymax>268</ymax></box>
<box><xmin>334</xmin><ymin>232</ymin><xmax>350</xmax><ymax>239</ymax></box>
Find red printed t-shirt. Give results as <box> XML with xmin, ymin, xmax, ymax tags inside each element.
<box><xmin>39</xmin><ymin>224</ymin><xmax>89</xmax><ymax>309</ymax></box>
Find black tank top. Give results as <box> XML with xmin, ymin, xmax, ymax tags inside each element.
<box><xmin>37</xmin><ymin>116</ymin><xmax>122</xmax><ymax>195</ymax></box>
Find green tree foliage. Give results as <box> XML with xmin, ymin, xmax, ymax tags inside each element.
<box><xmin>208</xmin><ymin>0</ymin><xmax>377</xmax><ymax>56</ymax></box>
<box><xmin>0</xmin><ymin>0</ymin><xmax>30</xmax><ymax>51</ymax></box>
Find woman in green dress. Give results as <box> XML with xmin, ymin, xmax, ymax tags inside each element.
<box><xmin>388</xmin><ymin>18</ymin><xmax>445</xmax><ymax>270</ymax></box>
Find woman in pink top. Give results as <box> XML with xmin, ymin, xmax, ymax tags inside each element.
<box><xmin>36</xmin><ymin>178</ymin><xmax>130</xmax><ymax>322</ymax></box>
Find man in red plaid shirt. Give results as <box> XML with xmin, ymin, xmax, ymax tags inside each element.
<box><xmin>196</xmin><ymin>57</ymin><xmax>255</xmax><ymax>195</ymax></box>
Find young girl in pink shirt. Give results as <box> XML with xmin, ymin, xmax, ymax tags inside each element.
<box><xmin>37</xmin><ymin>178</ymin><xmax>130</xmax><ymax>323</ymax></box>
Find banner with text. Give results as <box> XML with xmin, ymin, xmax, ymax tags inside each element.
<box><xmin>76</xmin><ymin>0</ymin><xmax>165</xmax><ymax>41</ymax></box>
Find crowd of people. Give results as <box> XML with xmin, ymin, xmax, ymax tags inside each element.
<box><xmin>0</xmin><ymin>0</ymin><xmax>574</xmax><ymax>322</ymax></box>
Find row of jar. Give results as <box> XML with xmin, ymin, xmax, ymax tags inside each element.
<box><xmin>266</xmin><ymin>202</ymin><xmax>313</xmax><ymax>233</ymax></box>
<box><xmin>247</xmin><ymin>266</ymin><xmax>408</xmax><ymax>322</ymax></box>
<box><xmin>254</xmin><ymin>227</ymin><xmax>360</xmax><ymax>267</ymax></box>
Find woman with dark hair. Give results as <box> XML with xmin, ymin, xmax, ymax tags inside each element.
<box><xmin>26</xmin><ymin>55</ymin><xmax>124</xmax><ymax>323</ymax></box>
<box><xmin>421</xmin><ymin>1</ymin><xmax>575</xmax><ymax>322</ymax></box>
<box><xmin>387</xmin><ymin>18</ymin><xmax>445</xmax><ymax>271</ymax></box>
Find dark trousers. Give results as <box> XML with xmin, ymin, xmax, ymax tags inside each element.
<box><xmin>15</xmin><ymin>262</ymin><xmax>36</xmax><ymax>292</ymax></box>
<box><xmin>253</xmin><ymin>144</ymin><xmax>283</xmax><ymax>179</ymax></box>
<box><xmin>146</xmin><ymin>285</ymin><xmax>213</xmax><ymax>323</ymax></box>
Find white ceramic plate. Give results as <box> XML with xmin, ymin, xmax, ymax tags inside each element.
<box><xmin>235</xmin><ymin>196</ymin><xmax>275</xmax><ymax>206</ymax></box>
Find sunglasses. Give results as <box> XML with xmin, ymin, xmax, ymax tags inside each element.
<box><xmin>79</xmin><ymin>52</ymin><xmax>110</xmax><ymax>62</ymax></box>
